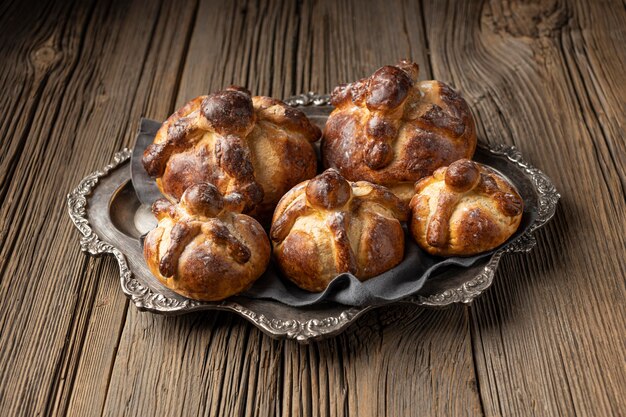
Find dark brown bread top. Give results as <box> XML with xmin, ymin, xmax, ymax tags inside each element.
<box><xmin>201</xmin><ymin>89</ymin><xmax>255</xmax><ymax>135</ymax></box>
<box><xmin>142</xmin><ymin>86</ymin><xmax>320</xmax><ymax>221</ymax></box>
<box><xmin>365</xmin><ymin>65</ymin><xmax>413</xmax><ymax>110</ymax></box>
<box><xmin>323</xmin><ymin>60</ymin><xmax>477</xmax><ymax>202</ymax></box>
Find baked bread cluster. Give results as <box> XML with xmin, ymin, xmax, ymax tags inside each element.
<box><xmin>323</xmin><ymin>60</ymin><xmax>477</xmax><ymax>202</ymax></box>
<box><xmin>141</xmin><ymin>64</ymin><xmax>524</xmax><ymax>298</ymax></box>
<box><xmin>143</xmin><ymin>183</ymin><xmax>270</xmax><ymax>301</ymax></box>
<box><xmin>270</xmin><ymin>169</ymin><xmax>408</xmax><ymax>291</ymax></box>
<box><xmin>409</xmin><ymin>159</ymin><xmax>523</xmax><ymax>256</ymax></box>
<box><xmin>142</xmin><ymin>86</ymin><xmax>320</xmax><ymax>224</ymax></box>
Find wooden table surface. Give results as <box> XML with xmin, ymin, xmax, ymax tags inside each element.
<box><xmin>1</xmin><ymin>0</ymin><xmax>625</xmax><ymax>415</ymax></box>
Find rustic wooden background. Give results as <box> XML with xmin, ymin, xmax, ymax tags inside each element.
<box><xmin>1</xmin><ymin>0</ymin><xmax>625</xmax><ymax>415</ymax></box>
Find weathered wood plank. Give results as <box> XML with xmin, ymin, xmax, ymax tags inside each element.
<box><xmin>422</xmin><ymin>0</ymin><xmax>626</xmax><ymax>415</ymax></box>
<box><xmin>61</xmin><ymin>1</ymin><xmax>201</xmax><ymax>416</ymax></box>
<box><xmin>100</xmin><ymin>1</ymin><xmax>481</xmax><ymax>417</ymax></box>
<box><xmin>276</xmin><ymin>306</ymin><xmax>479</xmax><ymax>417</ymax></box>
<box><xmin>0</xmin><ymin>0</ymin><xmax>197</xmax><ymax>416</ymax></box>
<box><xmin>0</xmin><ymin>2</ymin><xmax>103</xmax><ymax>415</ymax></box>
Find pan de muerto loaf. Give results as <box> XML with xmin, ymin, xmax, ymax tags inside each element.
<box><xmin>323</xmin><ymin>60</ymin><xmax>476</xmax><ymax>202</ymax></box>
<box><xmin>270</xmin><ymin>169</ymin><xmax>408</xmax><ymax>292</ymax></box>
<box><xmin>409</xmin><ymin>159</ymin><xmax>523</xmax><ymax>256</ymax></box>
<box><xmin>143</xmin><ymin>86</ymin><xmax>321</xmax><ymax>224</ymax></box>
<box><xmin>143</xmin><ymin>183</ymin><xmax>270</xmax><ymax>301</ymax></box>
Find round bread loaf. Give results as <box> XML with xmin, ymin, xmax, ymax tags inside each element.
<box><xmin>142</xmin><ymin>86</ymin><xmax>321</xmax><ymax>224</ymax></box>
<box><xmin>409</xmin><ymin>159</ymin><xmax>523</xmax><ymax>256</ymax></box>
<box><xmin>270</xmin><ymin>169</ymin><xmax>409</xmax><ymax>292</ymax></box>
<box><xmin>323</xmin><ymin>60</ymin><xmax>477</xmax><ymax>202</ymax></box>
<box><xmin>143</xmin><ymin>183</ymin><xmax>270</xmax><ymax>301</ymax></box>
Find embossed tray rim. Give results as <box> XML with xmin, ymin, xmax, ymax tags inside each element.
<box><xmin>67</xmin><ymin>92</ymin><xmax>560</xmax><ymax>342</ymax></box>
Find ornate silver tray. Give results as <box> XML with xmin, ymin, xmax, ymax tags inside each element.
<box><xmin>67</xmin><ymin>93</ymin><xmax>559</xmax><ymax>342</ymax></box>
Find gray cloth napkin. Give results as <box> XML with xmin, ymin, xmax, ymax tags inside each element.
<box><xmin>243</xmin><ymin>229</ymin><xmax>492</xmax><ymax>306</ymax></box>
<box><xmin>133</xmin><ymin>118</ymin><xmax>528</xmax><ymax>307</ymax></box>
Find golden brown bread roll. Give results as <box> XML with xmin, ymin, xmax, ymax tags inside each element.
<box><xmin>409</xmin><ymin>159</ymin><xmax>523</xmax><ymax>256</ymax></box>
<box><xmin>143</xmin><ymin>183</ymin><xmax>270</xmax><ymax>301</ymax></box>
<box><xmin>322</xmin><ymin>60</ymin><xmax>477</xmax><ymax>202</ymax></box>
<box><xmin>270</xmin><ymin>169</ymin><xmax>409</xmax><ymax>292</ymax></box>
<box><xmin>142</xmin><ymin>86</ymin><xmax>321</xmax><ymax>224</ymax></box>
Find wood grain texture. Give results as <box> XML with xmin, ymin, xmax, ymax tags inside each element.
<box><xmin>421</xmin><ymin>0</ymin><xmax>626</xmax><ymax>415</ymax></box>
<box><xmin>0</xmin><ymin>0</ymin><xmax>198</xmax><ymax>415</ymax></box>
<box><xmin>63</xmin><ymin>2</ymin><xmax>201</xmax><ymax>417</ymax></box>
<box><xmin>0</xmin><ymin>0</ymin><xmax>624</xmax><ymax>416</ymax></box>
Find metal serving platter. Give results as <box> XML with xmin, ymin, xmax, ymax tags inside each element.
<box><xmin>67</xmin><ymin>93</ymin><xmax>559</xmax><ymax>342</ymax></box>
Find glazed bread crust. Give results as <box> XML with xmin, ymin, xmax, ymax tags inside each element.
<box><xmin>409</xmin><ymin>159</ymin><xmax>523</xmax><ymax>256</ymax></box>
<box><xmin>143</xmin><ymin>87</ymin><xmax>321</xmax><ymax>224</ymax></box>
<box><xmin>270</xmin><ymin>169</ymin><xmax>409</xmax><ymax>292</ymax></box>
<box><xmin>143</xmin><ymin>183</ymin><xmax>270</xmax><ymax>301</ymax></box>
<box><xmin>322</xmin><ymin>61</ymin><xmax>477</xmax><ymax>202</ymax></box>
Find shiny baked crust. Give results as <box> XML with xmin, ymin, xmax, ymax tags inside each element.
<box><xmin>322</xmin><ymin>60</ymin><xmax>477</xmax><ymax>202</ymax></box>
<box><xmin>143</xmin><ymin>183</ymin><xmax>270</xmax><ymax>301</ymax></box>
<box><xmin>409</xmin><ymin>159</ymin><xmax>523</xmax><ymax>256</ymax></box>
<box><xmin>270</xmin><ymin>169</ymin><xmax>408</xmax><ymax>292</ymax></box>
<box><xmin>142</xmin><ymin>86</ymin><xmax>321</xmax><ymax>224</ymax></box>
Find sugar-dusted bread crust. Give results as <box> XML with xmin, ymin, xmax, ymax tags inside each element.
<box><xmin>270</xmin><ymin>169</ymin><xmax>408</xmax><ymax>292</ymax></box>
<box><xmin>409</xmin><ymin>159</ymin><xmax>523</xmax><ymax>256</ymax></box>
<box><xmin>143</xmin><ymin>87</ymin><xmax>321</xmax><ymax>224</ymax></box>
<box><xmin>322</xmin><ymin>61</ymin><xmax>477</xmax><ymax>203</ymax></box>
<box><xmin>143</xmin><ymin>183</ymin><xmax>270</xmax><ymax>301</ymax></box>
